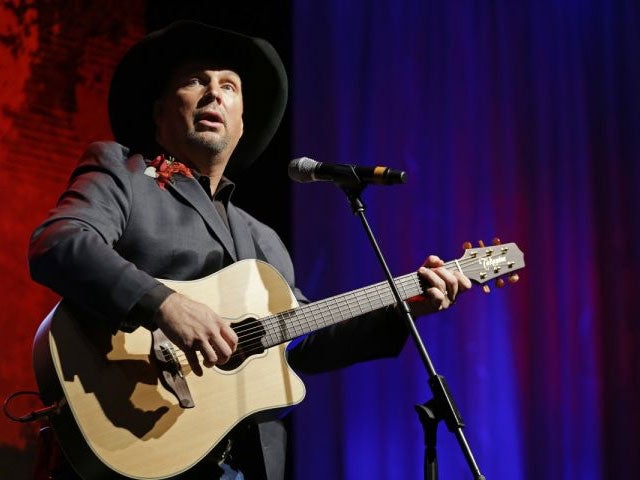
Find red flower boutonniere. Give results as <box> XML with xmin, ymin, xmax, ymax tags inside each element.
<box><xmin>144</xmin><ymin>155</ymin><xmax>194</xmax><ymax>189</ymax></box>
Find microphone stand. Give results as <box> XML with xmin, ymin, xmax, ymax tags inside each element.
<box><xmin>336</xmin><ymin>178</ymin><xmax>486</xmax><ymax>480</ymax></box>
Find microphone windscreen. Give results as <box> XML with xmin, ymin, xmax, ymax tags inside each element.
<box><xmin>288</xmin><ymin>157</ymin><xmax>318</xmax><ymax>183</ymax></box>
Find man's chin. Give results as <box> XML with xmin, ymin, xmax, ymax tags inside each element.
<box><xmin>188</xmin><ymin>134</ymin><xmax>228</xmax><ymax>155</ymax></box>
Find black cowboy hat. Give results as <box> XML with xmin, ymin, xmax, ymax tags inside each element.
<box><xmin>108</xmin><ymin>20</ymin><xmax>288</xmax><ymax>177</ymax></box>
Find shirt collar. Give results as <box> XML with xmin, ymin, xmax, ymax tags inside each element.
<box><xmin>191</xmin><ymin>171</ymin><xmax>236</xmax><ymax>204</ymax></box>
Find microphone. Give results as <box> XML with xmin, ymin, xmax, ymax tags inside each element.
<box><xmin>288</xmin><ymin>157</ymin><xmax>406</xmax><ymax>186</ymax></box>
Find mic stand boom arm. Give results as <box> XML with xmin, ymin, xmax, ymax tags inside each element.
<box><xmin>338</xmin><ymin>181</ymin><xmax>486</xmax><ymax>480</ymax></box>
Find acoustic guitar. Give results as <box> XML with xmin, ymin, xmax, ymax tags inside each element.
<box><xmin>33</xmin><ymin>242</ymin><xmax>524</xmax><ymax>479</ymax></box>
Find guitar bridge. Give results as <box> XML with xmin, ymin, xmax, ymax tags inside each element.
<box><xmin>151</xmin><ymin>330</ymin><xmax>195</xmax><ymax>408</ymax></box>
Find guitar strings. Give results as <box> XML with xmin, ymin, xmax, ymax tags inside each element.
<box><xmin>229</xmin><ymin>253</ymin><xmax>508</xmax><ymax>343</ymax></box>
<box><xmin>234</xmin><ymin>265</ymin><xmax>488</xmax><ymax>355</ymax></box>
<box><xmin>170</xmin><ymin>256</ymin><xmax>514</xmax><ymax>366</ymax></box>
<box><xmin>168</xmin><ymin>273</ymin><xmax>423</xmax><ymax>365</ymax></box>
<box><xmin>169</xmin><ymin>278</ymin><xmax>419</xmax><ymax>360</ymax></box>
<box><xmin>168</xmin><ymin>274</ymin><xmax>419</xmax><ymax>364</ymax></box>
<box><xmin>171</xmin><ymin>254</ymin><xmax>509</xmax><ymax>364</ymax></box>
<box><xmin>166</xmin><ymin>253</ymin><xmax>515</xmax><ymax>367</ymax></box>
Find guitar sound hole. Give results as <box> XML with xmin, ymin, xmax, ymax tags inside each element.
<box><xmin>218</xmin><ymin>317</ymin><xmax>266</xmax><ymax>371</ymax></box>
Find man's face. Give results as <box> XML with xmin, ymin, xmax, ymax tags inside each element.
<box><xmin>154</xmin><ymin>62</ymin><xmax>244</xmax><ymax>165</ymax></box>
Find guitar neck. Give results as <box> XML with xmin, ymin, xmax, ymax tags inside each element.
<box><xmin>261</xmin><ymin>271</ymin><xmax>422</xmax><ymax>348</ymax></box>
<box><xmin>259</xmin><ymin>242</ymin><xmax>524</xmax><ymax>348</ymax></box>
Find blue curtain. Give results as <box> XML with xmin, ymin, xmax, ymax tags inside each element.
<box><xmin>289</xmin><ymin>1</ymin><xmax>640</xmax><ymax>479</ymax></box>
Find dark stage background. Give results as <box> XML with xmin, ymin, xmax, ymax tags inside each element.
<box><xmin>1</xmin><ymin>1</ymin><xmax>638</xmax><ymax>479</ymax></box>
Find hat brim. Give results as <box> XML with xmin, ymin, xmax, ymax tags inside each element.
<box><xmin>108</xmin><ymin>21</ymin><xmax>288</xmax><ymax>177</ymax></box>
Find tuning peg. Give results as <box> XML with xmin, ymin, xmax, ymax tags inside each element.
<box><xmin>482</xmin><ymin>285</ymin><xmax>491</xmax><ymax>294</ymax></box>
<box><xmin>492</xmin><ymin>237</ymin><xmax>501</xmax><ymax>245</ymax></box>
<box><xmin>495</xmin><ymin>278</ymin><xmax>506</xmax><ymax>288</ymax></box>
<box><xmin>478</xmin><ymin>239</ymin><xmax>485</xmax><ymax>247</ymax></box>
<box><xmin>508</xmin><ymin>273</ymin><xmax>520</xmax><ymax>284</ymax></box>
<box><xmin>462</xmin><ymin>241</ymin><xmax>472</xmax><ymax>250</ymax></box>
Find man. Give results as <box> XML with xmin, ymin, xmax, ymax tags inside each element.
<box><xmin>29</xmin><ymin>21</ymin><xmax>471</xmax><ymax>479</ymax></box>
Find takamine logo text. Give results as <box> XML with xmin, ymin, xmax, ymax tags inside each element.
<box><xmin>478</xmin><ymin>256</ymin><xmax>507</xmax><ymax>270</ymax></box>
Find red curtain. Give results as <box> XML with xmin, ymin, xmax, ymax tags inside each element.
<box><xmin>0</xmin><ymin>2</ymin><xmax>146</xmax><ymax>476</ymax></box>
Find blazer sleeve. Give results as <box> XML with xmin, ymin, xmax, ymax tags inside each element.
<box><xmin>29</xmin><ymin>142</ymin><xmax>166</xmax><ymax>330</ymax></box>
<box><xmin>286</xmin><ymin>305</ymin><xmax>410</xmax><ymax>374</ymax></box>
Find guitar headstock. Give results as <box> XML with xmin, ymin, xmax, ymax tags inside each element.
<box><xmin>458</xmin><ymin>238</ymin><xmax>524</xmax><ymax>292</ymax></box>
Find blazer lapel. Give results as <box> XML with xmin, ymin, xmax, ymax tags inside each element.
<box><xmin>227</xmin><ymin>203</ymin><xmax>257</xmax><ymax>260</ymax></box>
<box><xmin>168</xmin><ymin>177</ymin><xmax>237</xmax><ymax>261</ymax></box>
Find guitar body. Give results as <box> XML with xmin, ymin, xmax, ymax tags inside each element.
<box><xmin>33</xmin><ymin>260</ymin><xmax>306</xmax><ymax>480</ymax></box>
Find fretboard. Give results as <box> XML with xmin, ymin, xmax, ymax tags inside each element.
<box><xmin>260</xmin><ymin>271</ymin><xmax>423</xmax><ymax>348</ymax></box>
<box><xmin>254</xmin><ymin>242</ymin><xmax>525</xmax><ymax>348</ymax></box>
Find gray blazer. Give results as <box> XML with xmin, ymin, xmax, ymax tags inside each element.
<box><xmin>29</xmin><ymin>141</ymin><xmax>408</xmax><ymax>479</ymax></box>
<box><xmin>30</xmin><ymin>142</ymin><xmax>305</xmax><ymax>328</ymax></box>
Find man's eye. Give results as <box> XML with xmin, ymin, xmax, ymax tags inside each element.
<box><xmin>182</xmin><ymin>76</ymin><xmax>208</xmax><ymax>87</ymax></box>
<box><xmin>221</xmin><ymin>83</ymin><xmax>236</xmax><ymax>92</ymax></box>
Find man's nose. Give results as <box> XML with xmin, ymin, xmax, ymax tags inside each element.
<box><xmin>208</xmin><ymin>82</ymin><xmax>224</xmax><ymax>102</ymax></box>
<box><xmin>199</xmin><ymin>83</ymin><xmax>222</xmax><ymax>107</ymax></box>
